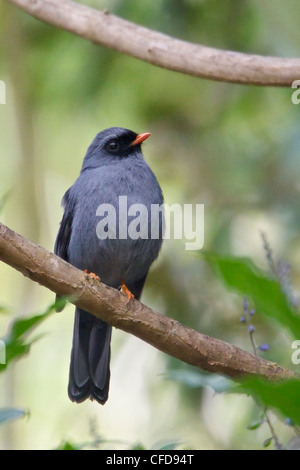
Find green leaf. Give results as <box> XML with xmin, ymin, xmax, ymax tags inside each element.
<box><xmin>203</xmin><ymin>252</ymin><xmax>300</xmax><ymax>339</ymax></box>
<box><xmin>56</xmin><ymin>441</ymin><xmax>79</xmax><ymax>450</ymax></box>
<box><xmin>247</xmin><ymin>420</ymin><xmax>264</xmax><ymax>430</ymax></box>
<box><xmin>238</xmin><ymin>377</ymin><xmax>300</xmax><ymax>426</ymax></box>
<box><xmin>130</xmin><ymin>443</ymin><xmax>146</xmax><ymax>450</ymax></box>
<box><xmin>0</xmin><ymin>300</ymin><xmax>60</xmax><ymax>372</ymax></box>
<box><xmin>0</xmin><ymin>407</ymin><xmax>28</xmax><ymax>425</ymax></box>
<box><xmin>263</xmin><ymin>437</ymin><xmax>273</xmax><ymax>448</ymax></box>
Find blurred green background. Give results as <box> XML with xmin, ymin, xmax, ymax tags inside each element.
<box><xmin>0</xmin><ymin>0</ymin><xmax>300</xmax><ymax>450</ymax></box>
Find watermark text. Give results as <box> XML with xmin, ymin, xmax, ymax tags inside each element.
<box><xmin>291</xmin><ymin>80</ymin><xmax>300</xmax><ymax>105</ymax></box>
<box><xmin>96</xmin><ymin>196</ymin><xmax>204</xmax><ymax>250</ymax></box>
<box><xmin>0</xmin><ymin>340</ymin><xmax>6</xmax><ymax>364</ymax></box>
<box><xmin>0</xmin><ymin>80</ymin><xmax>6</xmax><ymax>104</ymax></box>
<box><xmin>291</xmin><ymin>340</ymin><xmax>300</xmax><ymax>365</ymax></box>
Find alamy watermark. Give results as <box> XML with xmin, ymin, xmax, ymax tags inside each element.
<box><xmin>0</xmin><ymin>340</ymin><xmax>6</xmax><ymax>364</ymax></box>
<box><xmin>0</xmin><ymin>80</ymin><xmax>6</xmax><ymax>104</ymax></box>
<box><xmin>95</xmin><ymin>196</ymin><xmax>204</xmax><ymax>250</ymax></box>
<box><xmin>291</xmin><ymin>80</ymin><xmax>300</xmax><ymax>105</ymax></box>
<box><xmin>291</xmin><ymin>340</ymin><xmax>300</xmax><ymax>365</ymax></box>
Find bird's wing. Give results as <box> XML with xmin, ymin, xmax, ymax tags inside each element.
<box><xmin>54</xmin><ymin>188</ymin><xmax>74</xmax><ymax>261</ymax></box>
<box><xmin>54</xmin><ymin>188</ymin><xmax>75</xmax><ymax>310</ymax></box>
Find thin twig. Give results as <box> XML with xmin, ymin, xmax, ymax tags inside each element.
<box><xmin>264</xmin><ymin>408</ymin><xmax>282</xmax><ymax>450</ymax></box>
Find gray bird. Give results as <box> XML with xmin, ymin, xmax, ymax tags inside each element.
<box><xmin>55</xmin><ymin>127</ymin><xmax>164</xmax><ymax>405</ymax></box>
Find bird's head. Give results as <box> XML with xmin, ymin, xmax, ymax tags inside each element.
<box><xmin>81</xmin><ymin>127</ymin><xmax>151</xmax><ymax>172</ymax></box>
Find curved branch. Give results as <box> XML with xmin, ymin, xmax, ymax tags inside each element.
<box><xmin>5</xmin><ymin>0</ymin><xmax>300</xmax><ymax>86</ymax></box>
<box><xmin>0</xmin><ymin>221</ymin><xmax>295</xmax><ymax>381</ymax></box>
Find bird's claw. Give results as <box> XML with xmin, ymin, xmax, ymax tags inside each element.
<box><xmin>84</xmin><ymin>269</ymin><xmax>100</xmax><ymax>281</ymax></box>
<box><xmin>119</xmin><ymin>281</ymin><xmax>134</xmax><ymax>301</ymax></box>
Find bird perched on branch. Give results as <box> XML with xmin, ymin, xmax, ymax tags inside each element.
<box><xmin>55</xmin><ymin>127</ymin><xmax>164</xmax><ymax>404</ymax></box>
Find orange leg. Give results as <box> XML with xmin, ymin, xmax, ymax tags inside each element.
<box><xmin>119</xmin><ymin>280</ymin><xmax>134</xmax><ymax>301</ymax></box>
<box><xmin>84</xmin><ymin>269</ymin><xmax>100</xmax><ymax>281</ymax></box>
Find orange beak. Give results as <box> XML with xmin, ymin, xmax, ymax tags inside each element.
<box><xmin>130</xmin><ymin>132</ymin><xmax>151</xmax><ymax>147</ymax></box>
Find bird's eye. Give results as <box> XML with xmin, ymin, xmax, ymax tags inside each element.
<box><xmin>106</xmin><ymin>140</ymin><xmax>119</xmax><ymax>152</ymax></box>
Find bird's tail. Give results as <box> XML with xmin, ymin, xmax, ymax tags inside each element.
<box><xmin>68</xmin><ymin>308</ymin><xmax>112</xmax><ymax>405</ymax></box>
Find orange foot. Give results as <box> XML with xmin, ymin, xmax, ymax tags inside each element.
<box><xmin>119</xmin><ymin>280</ymin><xmax>134</xmax><ymax>301</ymax></box>
<box><xmin>84</xmin><ymin>269</ymin><xmax>100</xmax><ymax>281</ymax></box>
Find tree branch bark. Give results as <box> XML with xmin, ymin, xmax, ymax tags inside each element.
<box><xmin>0</xmin><ymin>221</ymin><xmax>295</xmax><ymax>381</ymax></box>
<box><xmin>5</xmin><ymin>0</ymin><xmax>300</xmax><ymax>86</ymax></box>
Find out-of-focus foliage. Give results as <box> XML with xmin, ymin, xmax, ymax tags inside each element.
<box><xmin>204</xmin><ymin>252</ymin><xmax>300</xmax><ymax>338</ymax></box>
<box><xmin>0</xmin><ymin>408</ymin><xmax>28</xmax><ymax>425</ymax></box>
<box><xmin>238</xmin><ymin>377</ymin><xmax>300</xmax><ymax>427</ymax></box>
<box><xmin>0</xmin><ymin>299</ymin><xmax>65</xmax><ymax>373</ymax></box>
<box><xmin>165</xmin><ymin>370</ymin><xmax>232</xmax><ymax>393</ymax></box>
<box><xmin>1</xmin><ymin>0</ymin><xmax>300</xmax><ymax>450</ymax></box>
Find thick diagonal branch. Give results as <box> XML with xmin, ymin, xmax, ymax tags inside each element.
<box><xmin>5</xmin><ymin>0</ymin><xmax>300</xmax><ymax>86</ymax></box>
<box><xmin>0</xmin><ymin>222</ymin><xmax>295</xmax><ymax>381</ymax></box>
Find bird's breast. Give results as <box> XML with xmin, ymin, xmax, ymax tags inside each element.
<box><xmin>67</xmin><ymin>162</ymin><xmax>163</xmax><ymax>287</ymax></box>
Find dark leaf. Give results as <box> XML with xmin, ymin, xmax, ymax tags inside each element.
<box><xmin>203</xmin><ymin>253</ymin><xmax>300</xmax><ymax>339</ymax></box>
<box><xmin>238</xmin><ymin>377</ymin><xmax>300</xmax><ymax>426</ymax></box>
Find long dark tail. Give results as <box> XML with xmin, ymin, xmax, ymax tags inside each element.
<box><xmin>68</xmin><ymin>308</ymin><xmax>112</xmax><ymax>405</ymax></box>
